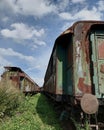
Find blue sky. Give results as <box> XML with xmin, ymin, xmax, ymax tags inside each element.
<box><xmin>0</xmin><ymin>0</ymin><xmax>104</xmax><ymax>86</ymax></box>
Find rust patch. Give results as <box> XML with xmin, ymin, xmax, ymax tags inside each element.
<box><xmin>100</xmin><ymin>64</ymin><xmax>104</xmax><ymax>73</ymax></box>
<box><xmin>56</xmin><ymin>88</ymin><xmax>63</xmax><ymax>94</ymax></box>
<box><xmin>78</xmin><ymin>78</ymin><xmax>91</xmax><ymax>93</ymax></box>
<box><xmin>83</xmin><ymin>72</ymin><xmax>86</xmax><ymax>76</ymax></box>
<box><xmin>85</xmin><ymin>40</ymin><xmax>90</xmax><ymax>63</ymax></box>
<box><xmin>11</xmin><ymin>76</ymin><xmax>19</xmax><ymax>82</ymax></box>
<box><xmin>98</xmin><ymin>41</ymin><xmax>104</xmax><ymax>59</ymax></box>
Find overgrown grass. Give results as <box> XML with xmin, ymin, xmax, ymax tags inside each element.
<box><xmin>0</xmin><ymin>80</ymin><xmax>91</xmax><ymax>130</ymax></box>
<box><xmin>0</xmin><ymin>93</ymin><xmax>62</xmax><ymax>130</ymax></box>
<box><xmin>0</xmin><ymin>80</ymin><xmax>23</xmax><ymax>118</ymax></box>
<box><xmin>72</xmin><ymin>117</ymin><xmax>91</xmax><ymax>130</ymax></box>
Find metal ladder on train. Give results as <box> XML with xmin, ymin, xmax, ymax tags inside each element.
<box><xmin>80</xmin><ymin>113</ymin><xmax>99</xmax><ymax>130</ymax></box>
<box><xmin>88</xmin><ymin>114</ymin><xmax>98</xmax><ymax>130</ymax></box>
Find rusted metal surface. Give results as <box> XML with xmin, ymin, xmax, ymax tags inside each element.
<box><xmin>51</xmin><ymin>21</ymin><xmax>104</xmax><ymax>97</ymax></box>
<box><xmin>81</xmin><ymin>93</ymin><xmax>99</xmax><ymax>114</ymax></box>
<box><xmin>1</xmin><ymin>66</ymin><xmax>39</xmax><ymax>93</ymax></box>
<box><xmin>44</xmin><ymin>48</ymin><xmax>56</xmax><ymax>94</ymax></box>
<box><xmin>100</xmin><ymin>64</ymin><xmax>104</xmax><ymax>73</ymax></box>
<box><xmin>43</xmin><ymin>21</ymin><xmax>104</xmax><ymax>129</ymax></box>
<box><xmin>98</xmin><ymin>39</ymin><xmax>104</xmax><ymax>59</ymax></box>
<box><xmin>70</xmin><ymin>21</ymin><xmax>104</xmax><ymax>97</ymax></box>
<box><xmin>90</xmin><ymin>32</ymin><xmax>104</xmax><ymax>97</ymax></box>
<box><xmin>73</xmin><ymin>23</ymin><xmax>92</xmax><ymax>96</ymax></box>
<box><xmin>78</xmin><ymin>78</ymin><xmax>91</xmax><ymax>93</ymax></box>
<box><xmin>44</xmin><ymin>21</ymin><xmax>104</xmax><ymax>97</ymax></box>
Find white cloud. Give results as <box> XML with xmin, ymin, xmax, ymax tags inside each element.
<box><xmin>0</xmin><ymin>0</ymin><xmax>19</xmax><ymax>13</ymax></box>
<box><xmin>59</xmin><ymin>12</ymin><xmax>73</xmax><ymax>20</ymax></box>
<box><xmin>33</xmin><ymin>38</ymin><xmax>46</xmax><ymax>46</ymax></box>
<box><xmin>0</xmin><ymin>56</ymin><xmax>11</xmax><ymax>66</ymax></box>
<box><xmin>59</xmin><ymin>7</ymin><xmax>102</xmax><ymax>20</ymax></box>
<box><xmin>56</xmin><ymin>0</ymin><xmax>70</xmax><ymax>12</ymax></box>
<box><xmin>0</xmin><ymin>0</ymin><xmax>102</xmax><ymax>21</ymax></box>
<box><xmin>76</xmin><ymin>7</ymin><xmax>102</xmax><ymax>20</ymax></box>
<box><xmin>0</xmin><ymin>0</ymin><xmax>56</xmax><ymax>17</ymax></box>
<box><xmin>0</xmin><ymin>47</ymin><xmax>49</xmax><ymax>86</ymax></box>
<box><xmin>97</xmin><ymin>0</ymin><xmax>104</xmax><ymax>11</ymax></box>
<box><xmin>31</xmin><ymin>77</ymin><xmax>44</xmax><ymax>87</ymax></box>
<box><xmin>2</xmin><ymin>17</ymin><xmax>9</xmax><ymax>22</ymax></box>
<box><xmin>0</xmin><ymin>0</ymin><xmax>72</xmax><ymax>18</ymax></box>
<box><xmin>26</xmin><ymin>66</ymin><xmax>41</xmax><ymax>72</ymax></box>
<box><xmin>1</xmin><ymin>23</ymin><xmax>46</xmax><ymax>47</ymax></box>
<box><xmin>0</xmin><ymin>56</ymin><xmax>12</xmax><ymax>77</ymax></box>
<box><xmin>1</xmin><ymin>23</ymin><xmax>45</xmax><ymax>40</ymax></box>
<box><xmin>0</xmin><ymin>66</ymin><xmax>4</xmax><ymax>75</ymax></box>
<box><xmin>0</xmin><ymin>48</ymin><xmax>36</xmax><ymax>66</ymax></box>
<box><xmin>25</xmin><ymin>46</ymin><xmax>51</xmax><ymax>86</ymax></box>
<box><xmin>17</xmin><ymin>0</ymin><xmax>56</xmax><ymax>17</ymax></box>
<box><xmin>71</xmin><ymin>0</ymin><xmax>86</xmax><ymax>4</ymax></box>
<box><xmin>61</xmin><ymin>22</ymin><xmax>73</xmax><ymax>31</ymax></box>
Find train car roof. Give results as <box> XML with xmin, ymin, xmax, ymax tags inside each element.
<box><xmin>4</xmin><ymin>66</ymin><xmax>39</xmax><ymax>87</ymax></box>
<box><xmin>4</xmin><ymin>66</ymin><xmax>22</xmax><ymax>72</ymax></box>
<box><xmin>61</xmin><ymin>20</ymin><xmax>104</xmax><ymax>36</ymax></box>
<box><xmin>54</xmin><ymin>20</ymin><xmax>104</xmax><ymax>48</ymax></box>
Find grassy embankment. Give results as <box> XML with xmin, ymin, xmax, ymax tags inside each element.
<box><xmin>0</xmin><ymin>80</ymin><xmax>62</xmax><ymax>130</ymax></box>
<box><xmin>0</xmin><ymin>80</ymin><xmax>91</xmax><ymax>130</ymax></box>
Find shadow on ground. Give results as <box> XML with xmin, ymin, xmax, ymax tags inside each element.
<box><xmin>36</xmin><ymin>93</ymin><xmax>62</xmax><ymax>129</ymax></box>
<box><xmin>36</xmin><ymin>93</ymin><xmax>76</xmax><ymax>130</ymax></box>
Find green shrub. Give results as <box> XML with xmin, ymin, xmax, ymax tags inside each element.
<box><xmin>0</xmin><ymin>94</ymin><xmax>62</xmax><ymax>130</ymax></box>
<box><xmin>0</xmin><ymin>80</ymin><xmax>23</xmax><ymax>118</ymax></box>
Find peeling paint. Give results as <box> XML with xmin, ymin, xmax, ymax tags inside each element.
<box><xmin>44</xmin><ymin>21</ymin><xmax>104</xmax><ymax>100</ymax></box>
<box><xmin>100</xmin><ymin>64</ymin><xmax>104</xmax><ymax>73</ymax></box>
<box><xmin>78</xmin><ymin>78</ymin><xmax>91</xmax><ymax>93</ymax></box>
<box><xmin>1</xmin><ymin>66</ymin><xmax>39</xmax><ymax>93</ymax></box>
<box><xmin>98</xmin><ymin>39</ymin><xmax>104</xmax><ymax>59</ymax></box>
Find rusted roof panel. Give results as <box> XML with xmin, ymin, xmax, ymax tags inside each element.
<box><xmin>4</xmin><ymin>66</ymin><xmax>22</xmax><ymax>72</ymax></box>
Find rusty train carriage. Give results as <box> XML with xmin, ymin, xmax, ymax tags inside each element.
<box><xmin>1</xmin><ymin>66</ymin><xmax>39</xmax><ymax>94</ymax></box>
<box><xmin>43</xmin><ymin>21</ymin><xmax>104</xmax><ymax>128</ymax></box>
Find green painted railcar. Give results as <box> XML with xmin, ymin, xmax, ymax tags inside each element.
<box><xmin>43</xmin><ymin>21</ymin><xmax>104</xmax><ymax>128</ymax></box>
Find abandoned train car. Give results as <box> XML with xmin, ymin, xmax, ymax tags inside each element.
<box><xmin>43</xmin><ymin>21</ymin><xmax>104</xmax><ymax>128</ymax></box>
<box><xmin>1</xmin><ymin>66</ymin><xmax>39</xmax><ymax>94</ymax></box>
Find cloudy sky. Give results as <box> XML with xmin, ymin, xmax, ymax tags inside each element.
<box><xmin>0</xmin><ymin>0</ymin><xmax>104</xmax><ymax>86</ymax></box>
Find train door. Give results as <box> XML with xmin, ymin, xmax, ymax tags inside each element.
<box><xmin>90</xmin><ymin>31</ymin><xmax>104</xmax><ymax>97</ymax></box>
<box><xmin>66</xmin><ymin>41</ymin><xmax>73</xmax><ymax>95</ymax></box>
<box><xmin>56</xmin><ymin>34</ymin><xmax>73</xmax><ymax>96</ymax></box>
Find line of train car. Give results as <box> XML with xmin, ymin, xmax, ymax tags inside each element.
<box><xmin>1</xmin><ymin>66</ymin><xmax>39</xmax><ymax>94</ymax></box>
<box><xmin>43</xmin><ymin>21</ymin><xmax>104</xmax><ymax>129</ymax></box>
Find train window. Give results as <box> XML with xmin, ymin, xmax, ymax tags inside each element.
<box><xmin>10</xmin><ymin>76</ymin><xmax>12</xmax><ymax>80</ymax></box>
